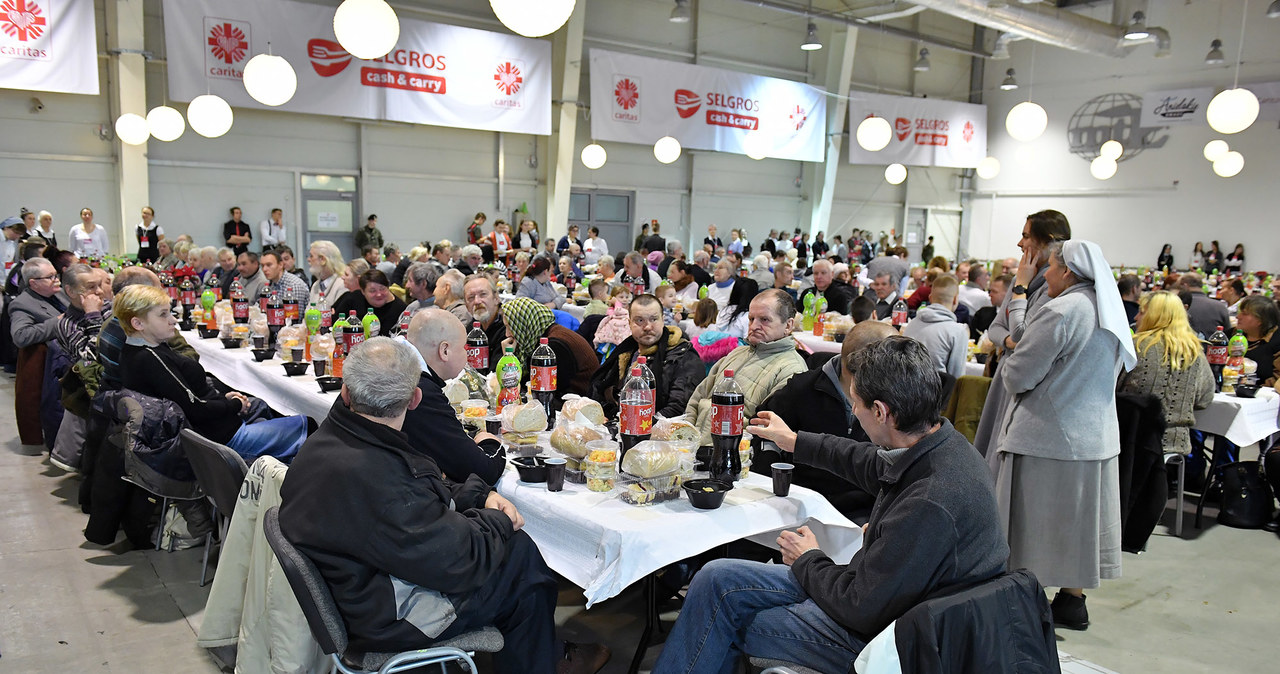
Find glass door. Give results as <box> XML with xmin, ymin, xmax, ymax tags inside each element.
<box><xmin>569</xmin><ymin>188</ymin><xmax>635</xmax><ymax>259</ymax></box>
<box><xmin>301</xmin><ymin>174</ymin><xmax>359</xmax><ymax>261</ymax></box>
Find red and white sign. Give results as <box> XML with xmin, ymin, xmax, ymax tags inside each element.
<box><xmin>589</xmin><ymin>49</ymin><xmax>827</xmax><ymax>162</ymax></box>
<box><xmin>847</xmin><ymin>92</ymin><xmax>987</xmax><ymax>169</ymax></box>
<box><xmin>0</xmin><ymin>0</ymin><xmax>97</xmax><ymax>95</ymax></box>
<box><xmin>163</xmin><ymin>0</ymin><xmax>550</xmax><ymax>135</ymax></box>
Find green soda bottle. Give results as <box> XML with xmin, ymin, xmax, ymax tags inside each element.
<box><xmin>305</xmin><ymin>302</ymin><xmax>321</xmax><ymax>336</ymax></box>
<box><xmin>361</xmin><ymin>308</ymin><xmax>380</xmax><ymax>339</ymax></box>
<box><xmin>801</xmin><ymin>293</ymin><xmax>816</xmax><ymax>331</ymax></box>
<box><xmin>495</xmin><ymin>346</ymin><xmax>522</xmax><ymax>413</ymax></box>
<box><xmin>200</xmin><ymin>289</ymin><xmax>217</xmax><ymax>329</ymax></box>
<box><xmin>697</xmin><ymin>285</ymin><xmax>708</xmax><ymax>300</ymax></box>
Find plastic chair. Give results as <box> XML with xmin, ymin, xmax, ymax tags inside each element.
<box><xmin>262</xmin><ymin>507</ymin><xmax>504</xmax><ymax>674</ymax></box>
<box><xmin>113</xmin><ymin>396</ymin><xmax>204</xmax><ymax>552</ymax></box>
<box><xmin>180</xmin><ymin>429</ymin><xmax>249</xmax><ymax>586</ymax></box>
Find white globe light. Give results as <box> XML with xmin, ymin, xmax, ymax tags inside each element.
<box><xmin>1213</xmin><ymin>150</ymin><xmax>1244</xmax><ymax>178</ymax></box>
<box><xmin>489</xmin><ymin>0</ymin><xmax>576</xmax><ymax>38</ymax></box>
<box><xmin>1202</xmin><ymin>139</ymin><xmax>1230</xmax><ymax>162</ymax></box>
<box><xmin>243</xmin><ymin>54</ymin><xmax>298</xmax><ymax>107</ymax></box>
<box><xmin>654</xmin><ymin>136</ymin><xmax>682</xmax><ymax>164</ymax></box>
<box><xmin>884</xmin><ymin>163</ymin><xmax>907</xmax><ymax>185</ymax></box>
<box><xmin>1005</xmin><ymin>101</ymin><xmax>1048</xmax><ymax>142</ymax></box>
<box><xmin>186</xmin><ymin>95</ymin><xmax>234</xmax><ymax>138</ymax></box>
<box><xmin>333</xmin><ymin>0</ymin><xmax>401</xmax><ymax>60</ymax></box>
<box><xmin>976</xmin><ymin>156</ymin><xmax>1001</xmax><ymax>180</ymax></box>
<box><xmin>1099</xmin><ymin>140</ymin><xmax>1123</xmax><ymax>160</ymax></box>
<box><xmin>855</xmin><ymin>116</ymin><xmax>892</xmax><ymax>151</ymax></box>
<box><xmin>743</xmin><ymin>133</ymin><xmax>768</xmax><ymax>160</ymax></box>
<box><xmin>114</xmin><ymin>113</ymin><xmax>150</xmax><ymax>145</ymax></box>
<box><xmin>580</xmin><ymin>143</ymin><xmax>607</xmax><ymax>170</ymax></box>
<box><xmin>145</xmin><ymin>106</ymin><xmax>185</xmax><ymax>142</ymax></box>
<box><xmin>1089</xmin><ymin>156</ymin><xmax>1118</xmax><ymax>180</ymax></box>
<box><xmin>1206</xmin><ymin>88</ymin><xmax>1260</xmax><ymax>135</ymax></box>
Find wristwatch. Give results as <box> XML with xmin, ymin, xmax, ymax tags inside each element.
<box><xmin>1012</xmin><ymin>284</ymin><xmax>1028</xmax><ymax>295</ymax></box>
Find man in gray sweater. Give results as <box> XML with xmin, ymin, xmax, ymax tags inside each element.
<box><xmin>653</xmin><ymin>337</ymin><xmax>1008</xmax><ymax>673</ymax></box>
<box><xmin>902</xmin><ymin>274</ymin><xmax>969</xmax><ymax>380</ymax></box>
<box><xmin>1178</xmin><ymin>272</ymin><xmax>1229</xmax><ymax>339</ymax></box>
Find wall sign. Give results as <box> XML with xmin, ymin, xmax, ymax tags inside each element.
<box><xmin>1067</xmin><ymin>93</ymin><xmax>1168</xmax><ymax>163</ymax></box>
<box><xmin>846</xmin><ymin>92</ymin><xmax>987</xmax><ymax>169</ymax></box>
<box><xmin>0</xmin><ymin>0</ymin><xmax>98</xmax><ymax>95</ymax></box>
<box><xmin>1140</xmin><ymin>87</ymin><xmax>1212</xmax><ymax>127</ymax></box>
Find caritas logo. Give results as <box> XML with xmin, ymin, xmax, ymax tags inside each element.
<box><xmin>308</xmin><ymin>39</ymin><xmax>351</xmax><ymax>77</ymax></box>
<box><xmin>204</xmin><ymin>17</ymin><xmax>251</xmax><ymax>80</ymax></box>
<box><xmin>962</xmin><ymin>120</ymin><xmax>975</xmax><ymax>143</ymax></box>
<box><xmin>674</xmin><ymin>89</ymin><xmax>701</xmax><ymax>118</ymax></box>
<box><xmin>612</xmin><ymin>75</ymin><xmax>640</xmax><ymax>123</ymax></box>
<box><xmin>493</xmin><ymin>58</ymin><xmax>524</xmax><ymax>109</ymax></box>
<box><xmin>1</xmin><ymin>0</ymin><xmax>50</xmax><ymax>60</ymax></box>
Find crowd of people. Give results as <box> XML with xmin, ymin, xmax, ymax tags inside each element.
<box><xmin>4</xmin><ymin>202</ymin><xmax>1279</xmax><ymax>673</ymax></box>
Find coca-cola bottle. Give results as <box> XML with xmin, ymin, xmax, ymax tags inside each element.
<box><xmin>709</xmin><ymin>369</ymin><xmax>745</xmax><ymax>483</ymax></box>
<box><xmin>635</xmin><ymin>355</ymin><xmax>656</xmax><ymax>405</ymax></box>
<box><xmin>531</xmin><ymin>337</ymin><xmax>558</xmax><ymax>420</ymax></box>
<box><xmin>619</xmin><ymin>366</ymin><xmax>654</xmax><ymax>455</ymax></box>
<box><xmin>891</xmin><ymin>298</ymin><xmax>909</xmax><ymax>327</ymax></box>
<box><xmin>266</xmin><ymin>291</ymin><xmax>285</xmax><ymax>343</ymax></box>
<box><xmin>1206</xmin><ymin>325</ymin><xmax>1228</xmax><ymax>392</ymax></box>
<box><xmin>467</xmin><ymin>321</ymin><xmax>490</xmax><ymax>373</ymax></box>
<box><xmin>231</xmin><ymin>279</ymin><xmax>249</xmax><ymax>324</ymax></box>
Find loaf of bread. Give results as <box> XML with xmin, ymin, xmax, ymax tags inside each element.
<box><xmin>652</xmin><ymin>417</ymin><xmax>699</xmax><ymax>445</ymax></box>
<box><xmin>443</xmin><ymin>378</ymin><xmax>470</xmax><ymax>405</ymax></box>
<box><xmin>502</xmin><ymin>401</ymin><xmax>548</xmax><ymax>433</ymax></box>
<box><xmin>561</xmin><ymin>397</ymin><xmax>606</xmax><ymax>426</ymax></box>
<box><xmin>551</xmin><ymin>423</ymin><xmax>605</xmax><ymax>459</ymax></box>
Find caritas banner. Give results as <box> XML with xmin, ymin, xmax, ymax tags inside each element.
<box><xmin>588</xmin><ymin>49</ymin><xmax>827</xmax><ymax>162</ymax></box>
<box><xmin>162</xmin><ymin>0</ymin><xmax>550</xmax><ymax>135</ymax></box>
<box><xmin>0</xmin><ymin>0</ymin><xmax>98</xmax><ymax>95</ymax></box>
<box><xmin>847</xmin><ymin>92</ymin><xmax>986</xmax><ymax>168</ymax></box>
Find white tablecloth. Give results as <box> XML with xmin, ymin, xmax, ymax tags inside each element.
<box><xmin>498</xmin><ymin>469</ymin><xmax>862</xmax><ymax>607</ymax></box>
<box><xmin>1193</xmin><ymin>390</ymin><xmax>1280</xmax><ymax>447</ymax></box>
<box><xmin>964</xmin><ymin>361</ymin><xmax>987</xmax><ymax>378</ymax></box>
<box><xmin>793</xmin><ymin>330</ymin><xmax>840</xmax><ymax>354</ymax></box>
<box><xmin>183</xmin><ymin>331</ymin><xmax>340</xmax><ymax>420</ymax></box>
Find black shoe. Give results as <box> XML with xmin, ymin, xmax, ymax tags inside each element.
<box><xmin>1051</xmin><ymin>590</ymin><xmax>1089</xmax><ymax>630</ymax></box>
<box><xmin>557</xmin><ymin>641</ymin><xmax>610</xmax><ymax>674</ymax></box>
<box><xmin>1264</xmin><ymin>517</ymin><xmax>1280</xmax><ymax>534</ymax></box>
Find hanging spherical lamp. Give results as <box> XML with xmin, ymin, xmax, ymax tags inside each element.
<box><xmin>975</xmin><ymin>156</ymin><xmax>1000</xmax><ymax>180</ymax></box>
<box><xmin>743</xmin><ymin>133</ymin><xmax>768</xmax><ymax>160</ymax></box>
<box><xmin>580</xmin><ymin>143</ymin><xmax>607</xmax><ymax>170</ymax></box>
<box><xmin>146</xmin><ymin>105</ymin><xmax>185</xmax><ymax>142</ymax></box>
<box><xmin>1212</xmin><ymin>150</ymin><xmax>1244</xmax><ymax>178</ymax></box>
<box><xmin>1202</xmin><ymin>140</ymin><xmax>1230</xmax><ymax>162</ymax></box>
<box><xmin>1206</xmin><ymin>88</ymin><xmax>1259</xmax><ymax>134</ymax></box>
<box><xmin>1089</xmin><ymin>156</ymin><xmax>1117</xmax><ymax>180</ymax></box>
<box><xmin>855</xmin><ymin>116</ymin><xmax>892</xmax><ymax>151</ymax></box>
<box><xmin>1099</xmin><ymin>140</ymin><xmax>1123</xmax><ymax>161</ymax></box>
<box><xmin>884</xmin><ymin>163</ymin><xmax>907</xmax><ymax>185</ymax></box>
<box><xmin>243</xmin><ymin>54</ymin><xmax>298</xmax><ymax>107</ymax></box>
<box><xmin>1005</xmin><ymin>101</ymin><xmax>1047</xmax><ymax>142</ymax></box>
<box><xmin>114</xmin><ymin>113</ymin><xmax>150</xmax><ymax>145</ymax></box>
<box><xmin>489</xmin><ymin>0</ymin><xmax>576</xmax><ymax>38</ymax></box>
<box><xmin>333</xmin><ymin>0</ymin><xmax>401</xmax><ymax>60</ymax></box>
<box><xmin>186</xmin><ymin>94</ymin><xmax>234</xmax><ymax>138</ymax></box>
<box><xmin>654</xmin><ymin>136</ymin><xmax>682</xmax><ymax>164</ymax></box>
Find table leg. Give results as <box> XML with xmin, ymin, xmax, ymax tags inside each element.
<box><xmin>628</xmin><ymin>573</ymin><xmax>659</xmax><ymax>674</ymax></box>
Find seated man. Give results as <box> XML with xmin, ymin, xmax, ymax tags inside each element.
<box><xmin>9</xmin><ymin>256</ymin><xmax>67</xmax><ymax>447</ymax></box>
<box><xmin>404</xmin><ymin>308</ymin><xmax>506</xmax><ymax>485</ymax></box>
<box><xmin>753</xmin><ymin>321</ymin><xmax>896</xmax><ymax>518</ymax></box>
<box><xmin>867</xmin><ymin>271</ymin><xmax>900</xmax><ymax>320</ymax></box>
<box><xmin>655</xmin><ymin>337</ymin><xmax>1008</xmax><ymax>673</ymax></box>
<box><xmin>795</xmin><ymin>259</ymin><xmax>856</xmax><ymax>315</ymax></box>
<box><xmin>463</xmin><ymin>274</ymin><xmax>506</xmax><ymax>370</ymax></box>
<box><xmin>684</xmin><ymin>289</ymin><xmax>807</xmax><ymax>446</ymax></box>
<box><xmin>901</xmin><ymin>274</ymin><xmax>968</xmax><ymax>380</ymax></box>
<box><xmin>279</xmin><ymin>338</ymin><xmax>607</xmax><ymax>673</ymax></box>
<box><xmin>114</xmin><ymin>285</ymin><xmax>308</xmax><ymax>463</ymax></box>
<box><xmin>588</xmin><ymin>294</ymin><xmax>705</xmax><ymax>419</ymax></box>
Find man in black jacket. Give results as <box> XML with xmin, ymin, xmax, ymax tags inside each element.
<box><xmin>794</xmin><ymin>259</ymin><xmax>857</xmax><ymax>316</ymax></box>
<box><xmin>463</xmin><ymin>274</ymin><xmax>506</xmax><ymax>371</ymax></box>
<box><xmin>280</xmin><ymin>337</ymin><xmax>601</xmax><ymax>673</ymax></box>
<box><xmin>587</xmin><ymin>295</ymin><xmax>704</xmax><ymax>418</ymax></box>
<box><xmin>654</xmin><ymin>337</ymin><xmax>1008</xmax><ymax>674</ymax></box>
<box><xmin>404</xmin><ymin>308</ymin><xmax>506</xmax><ymax>484</ymax></box>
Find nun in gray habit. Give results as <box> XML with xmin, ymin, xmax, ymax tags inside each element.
<box><xmin>990</xmin><ymin>239</ymin><xmax>1137</xmax><ymax>630</ymax></box>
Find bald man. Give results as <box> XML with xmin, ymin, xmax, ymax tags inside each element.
<box><xmin>403</xmin><ymin>308</ymin><xmax>506</xmax><ymax>485</ymax></box>
<box><xmin>902</xmin><ymin>274</ymin><xmax>968</xmax><ymax>380</ymax></box>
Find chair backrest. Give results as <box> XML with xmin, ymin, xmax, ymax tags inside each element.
<box><xmin>180</xmin><ymin>428</ymin><xmax>249</xmax><ymax>519</ymax></box>
<box><xmin>262</xmin><ymin>506</ymin><xmax>347</xmax><ymax>657</ymax></box>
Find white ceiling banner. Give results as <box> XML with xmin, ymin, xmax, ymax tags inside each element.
<box><xmin>0</xmin><ymin>0</ymin><xmax>98</xmax><ymax>95</ymax></box>
<box><xmin>1246</xmin><ymin>81</ymin><xmax>1280</xmax><ymax>122</ymax></box>
<box><xmin>162</xmin><ymin>0</ymin><xmax>551</xmax><ymax>135</ymax></box>
<box><xmin>1140</xmin><ymin>87</ymin><xmax>1212</xmax><ymax>127</ymax></box>
<box><xmin>587</xmin><ymin>49</ymin><xmax>827</xmax><ymax>162</ymax></box>
<box><xmin>847</xmin><ymin>92</ymin><xmax>987</xmax><ymax>169</ymax></box>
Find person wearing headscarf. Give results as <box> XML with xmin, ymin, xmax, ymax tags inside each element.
<box><xmin>501</xmin><ymin>297</ymin><xmax>598</xmax><ymax>411</ymax></box>
<box><xmin>990</xmin><ymin>239</ymin><xmax>1136</xmax><ymax>632</ymax></box>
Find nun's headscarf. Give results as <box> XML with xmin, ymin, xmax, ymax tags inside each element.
<box><xmin>1059</xmin><ymin>240</ymin><xmax>1138</xmax><ymax>371</ymax></box>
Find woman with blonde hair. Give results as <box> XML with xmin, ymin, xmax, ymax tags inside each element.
<box><xmin>1118</xmin><ymin>291</ymin><xmax>1214</xmax><ymax>456</ymax></box>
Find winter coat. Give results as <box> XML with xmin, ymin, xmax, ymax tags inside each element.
<box><xmin>589</xmin><ymin>326</ymin><xmax>706</xmax><ymax>419</ymax></box>
<box><xmin>684</xmin><ymin>335</ymin><xmax>806</xmax><ymax>446</ymax></box>
<box><xmin>9</xmin><ymin>287</ymin><xmax>66</xmax><ymax>348</ymax></box>
<box><xmin>796</xmin><ymin>280</ymin><xmax>858</xmax><ymax>316</ymax></box>
<box><xmin>403</xmin><ymin>368</ymin><xmax>506</xmax><ymax>485</ymax></box>
<box><xmin>902</xmin><ymin>304</ymin><xmax>969</xmax><ymax>381</ymax></box>
<box><xmin>1116</xmin><ymin>341</ymin><xmax>1213</xmax><ymax>456</ymax></box>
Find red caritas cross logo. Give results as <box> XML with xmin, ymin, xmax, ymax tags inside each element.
<box><xmin>614</xmin><ymin>78</ymin><xmax>638</xmax><ymax>110</ymax></box>
<box><xmin>789</xmin><ymin>104</ymin><xmax>808</xmax><ymax>131</ymax></box>
<box><xmin>894</xmin><ymin>117</ymin><xmax>912</xmax><ymax>141</ymax></box>
<box><xmin>208</xmin><ymin>22</ymin><xmax>248</xmax><ymax>64</ymax></box>
<box><xmin>674</xmin><ymin>89</ymin><xmax>701</xmax><ymax>118</ymax></box>
<box><xmin>962</xmin><ymin>120</ymin><xmax>975</xmax><ymax>143</ymax></box>
<box><xmin>495</xmin><ymin>61</ymin><xmax>522</xmax><ymax>96</ymax></box>
<box><xmin>1</xmin><ymin>0</ymin><xmax>46</xmax><ymax>42</ymax></box>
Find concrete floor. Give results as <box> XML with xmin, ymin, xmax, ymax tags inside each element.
<box><xmin>2</xmin><ymin>371</ymin><xmax>1277</xmax><ymax>673</ymax></box>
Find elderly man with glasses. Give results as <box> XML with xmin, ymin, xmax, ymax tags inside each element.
<box><xmin>9</xmin><ymin>257</ymin><xmax>68</xmax><ymax>448</ymax></box>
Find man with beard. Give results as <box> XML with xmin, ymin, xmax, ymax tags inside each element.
<box><xmin>463</xmin><ymin>274</ymin><xmax>506</xmax><ymax>368</ymax></box>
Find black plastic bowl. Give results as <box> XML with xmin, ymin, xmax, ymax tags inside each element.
<box><xmin>683</xmin><ymin>479</ymin><xmax>732</xmax><ymax>510</ymax></box>
<box><xmin>316</xmin><ymin>375</ymin><xmax>343</xmax><ymax>393</ymax></box>
<box><xmin>282</xmin><ymin>361</ymin><xmax>309</xmax><ymax>377</ymax></box>
<box><xmin>220</xmin><ymin>337</ymin><xmax>242</xmax><ymax>349</ymax></box>
<box><xmin>1235</xmin><ymin>382</ymin><xmax>1259</xmax><ymax>399</ymax></box>
<box><xmin>196</xmin><ymin>325</ymin><xmax>219</xmax><ymax>339</ymax></box>
<box><xmin>251</xmin><ymin>348</ymin><xmax>275</xmax><ymax>362</ymax></box>
<box><xmin>512</xmin><ymin>456</ymin><xmax>549</xmax><ymax>483</ymax></box>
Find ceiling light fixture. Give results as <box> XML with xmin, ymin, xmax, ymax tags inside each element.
<box><xmin>581</xmin><ymin>143</ymin><xmax>607</xmax><ymax>169</ymax></box>
<box><xmin>489</xmin><ymin>0</ymin><xmax>576</xmax><ymax>38</ymax></box>
<box><xmin>800</xmin><ymin>22</ymin><xmax>822</xmax><ymax>51</ymax></box>
<box><xmin>976</xmin><ymin>156</ymin><xmax>1000</xmax><ymax>180</ymax></box>
<box><xmin>1202</xmin><ymin>139</ymin><xmax>1230</xmax><ymax>162</ymax></box>
<box><xmin>913</xmin><ymin>47</ymin><xmax>931</xmax><ymax>72</ymax></box>
<box><xmin>1000</xmin><ymin>68</ymin><xmax>1018</xmax><ymax>90</ymax></box>
<box><xmin>114</xmin><ymin>113</ymin><xmax>150</xmax><ymax>146</ymax></box>
<box><xmin>1268</xmin><ymin>0</ymin><xmax>1280</xmax><ymax>18</ymax></box>
<box><xmin>1207</xmin><ymin>0</ymin><xmax>1260</xmax><ymax>134</ymax></box>
<box><xmin>333</xmin><ymin>0</ymin><xmax>401</xmax><ymax>60</ymax></box>
<box><xmin>1125</xmin><ymin>11</ymin><xmax>1149</xmax><ymax>40</ymax></box>
<box><xmin>187</xmin><ymin>94</ymin><xmax>234</xmax><ymax>138</ymax></box>
<box><xmin>654</xmin><ymin>136</ymin><xmax>682</xmax><ymax>164</ymax></box>
<box><xmin>242</xmin><ymin>51</ymin><xmax>298</xmax><ymax>107</ymax></box>
<box><xmin>856</xmin><ymin>115</ymin><xmax>892</xmax><ymax>151</ymax></box>
<box><xmin>670</xmin><ymin>0</ymin><xmax>691</xmax><ymax>23</ymax></box>
<box><xmin>884</xmin><ymin>163</ymin><xmax>907</xmax><ymax>185</ymax></box>
<box><xmin>1204</xmin><ymin>39</ymin><xmax>1226</xmax><ymax>65</ymax></box>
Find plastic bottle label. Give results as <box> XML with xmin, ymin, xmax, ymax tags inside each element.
<box><xmin>320</xmin><ymin>308</ymin><xmax>333</xmax><ymax>328</ymax></box>
<box><xmin>533</xmin><ymin>365</ymin><xmax>557</xmax><ymax>392</ymax></box>
<box><xmin>621</xmin><ymin>402</ymin><xmax>655</xmax><ymax>435</ymax></box>
<box><xmin>285</xmin><ymin>304</ymin><xmax>300</xmax><ymax>321</ymax></box>
<box><xmin>1207</xmin><ymin>345</ymin><xmax>1228</xmax><ymax>366</ymax></box>
<box><xmin>892</xmin><ymin>309</ymin><xmax>908</xmax><ymax>326</ymax></box>
<box><xmin>711</xmin><ymin>403</ymin><xmax>744</xmax><ymax>436</ymax></box>
<box><xmin>267</xmin><ymin>307</ymin><xmax>284</xmax><ymax>326</ymax></box>
<box><xmin>181</xmin><ymin>290</ymin><xmax>196</xmax><ymax>305</ymax></box>
<box><xmin>233</xmin><ymin>300</ymin><xmax>249</xmax><ymax>320</ymax></box>
<box><xmin>467</xmin><ymin>346</ymin><xmax>488</xmax><ymax>370</ymax></box>
<box><xmin>347</xmin><ymin>331</ymin><xmax>365</xmax><ymax>352</ymax></box>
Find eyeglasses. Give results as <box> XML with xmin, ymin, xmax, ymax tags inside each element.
<box><xmin>28</xmin><ymin>274</ymin><xmax>59</xmax><ymax>282</ymax></box>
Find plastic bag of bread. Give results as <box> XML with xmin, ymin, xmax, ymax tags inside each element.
<box><xmin>560</xmin><ymin>395</ymin><xmax>606</xmax><ymax>426</ymax></box>
<box><xmin>651</xmin><ymin>415</ymin><xmax>699</xmax><ymax>445</ymax></box>
<box><xmin>501</xmin><ymin>400</ymin><xmax>548</xmax><ymax>433</ymax></box>
<box><xmin>620</xmin><ymin>440</ymin><xmax>689</xmax><ymax>478</ymax></box>
<box><xmin>550</xmin><ymin>416</ymin><xmax>608</xmax><ymax>459</ymax></box>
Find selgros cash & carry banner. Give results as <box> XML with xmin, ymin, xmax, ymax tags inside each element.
<box><xmin>0</xmin><ymin>0</ymin><xmax>98</xmax><ymax>95</ymax></box>
<box><xmin>163</xmin><ymin>0</ymin><xmax>550</xmax><ymax>135</ymax></box>
<box><xmin>847</xmin><ymin>92</ymin><xmax>986</xmax><ymax>168</ymax></box>
<box><xmin>588</xmin><ymin>49</ymin><xmax>827</xmax><ymax>162</ymax></box>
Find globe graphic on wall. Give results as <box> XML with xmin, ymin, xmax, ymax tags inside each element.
<box><xmin>1066</xmin><ymin>93</ymin><xmax>1167</xmax><ymax>163</ymax></box>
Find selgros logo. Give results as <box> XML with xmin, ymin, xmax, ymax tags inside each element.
<box><xmin>308</xmin><ymin>38</ymin><xmax>351</xmax><ymax>77</ymax></box>
<box><xmin>894</xmin><ymin>117</ymin><xmax>911</xmax><ymax>141</ymax></box>
<box><xmin>204</xmin><ymin>16</ymin><xmax>250</xmax><ymax>80</ymax></box>
<box><xmin>674</xmin><ymin>89</ymin><xmax>701</xmax><ymax>118</ymax></box>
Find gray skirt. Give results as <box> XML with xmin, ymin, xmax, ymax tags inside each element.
<box><xmin>990</xmin><ymin>451</ymin><xmax>1122</xmax><ymax>590</ymax></box>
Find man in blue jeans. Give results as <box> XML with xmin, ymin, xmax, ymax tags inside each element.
<box><xmin>653</xmin><ymin>337</ymin><xmax>1009</xmax><ymax>673</ymax></box>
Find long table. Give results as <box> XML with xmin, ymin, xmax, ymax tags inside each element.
<box><xmin>182</xmin><ymin>330</ymin><xmax>339</xmax><ymax>419</ymax></box>
<box><xmin>794</xmin><ymin>330</ymin><xmax>988</xmax><ymax>377</ymax></box>
<box><xmin>1193</xmin><ymin>389</ymin><xmax>1280</xmax><ymax>447</ymax></box>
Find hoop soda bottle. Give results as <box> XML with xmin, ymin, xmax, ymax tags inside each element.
<box><xmin>361</xmin><ymin>308</ymin><xmax>380</xmax><ymax>339</ymax></box>
<box><xmin>495</xmin><ymin>346</ymin><xmax>522</xmax><ymax>413</ymax></box>
<box><xmin>231</xmin><ymin>279</ymin><xmax>249</xmax><ymax>324</ymax></box>
<box><xmin>396</xmin><ymin>309</ymin><xmax>412</xmax><ymax>336</ymax></box>
<box><xmin>891</xmin><ymin>298</ymin><xmax>909</xmax><ymax>327</ymax></box>
<box><xmin>258</xmin><ymin>284</ymin><xmax>271</xmax><ymax>314</ymax></box>
<box><xmin>467</xmin><ymin>322</ymin><xmax>490</xmax><ymax>373</ymax></box>
<box><xmin>319</xmin><ymin>297</ymin><xmax>333</xmax><ymax>331</ymax></box>
<box><xmin>709</xmin><ymin>369</ymin><xmax>745</xmax><ymax>483</ymax></box>
<box><xmin>531</xmin><ymin>337</ymin><xmax>557</xmax><ymax>420</ymax></box>
<box><xmin>619</xmin><ymin>366</ymin><xmax>654</xmax><ymax>454</ymax></box>
<box><xmin>1206</xmin><ymin>325</ymin><xmax>1228</xmax><ymax>392</ymax></box>
<box><xmin>163</xmin><ymin>272</ymin><xmax>179</xmax><ymax>303</ymax></box>
<box><xmin>635</xmin><ymin>356</ymin><xmax>656</xmax><ymax>405</ymax></box>
<box><xmin>266</xmin><ymin>291</ymin><xmax>285</xmax><ymax>343</ymax></box>
<box><xmin>344</xmin><ymin>310</ymin><xmax>366</xmax><ymax>354</ymax></box>
<box><xmin>179</xmin><ymin>275</ymin><xmax>197</xmax><ymax>317</ymax></box>
<box><xmin>283</xmin><ymin>289</ymin><xmax>300</xmax><ymax>322</ymax></box>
